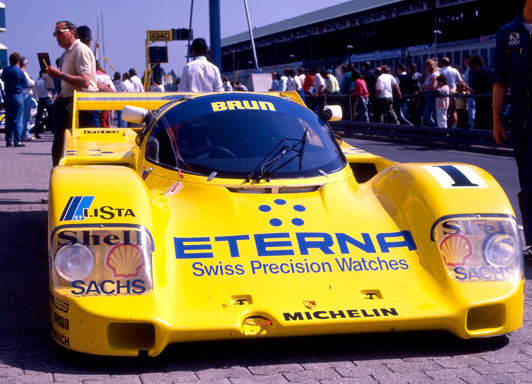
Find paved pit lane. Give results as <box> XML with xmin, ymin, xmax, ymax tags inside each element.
<box><xmin>0</xmin><ymin>133</ymin><xmax>530</xmax><ymax>383</ymax></box>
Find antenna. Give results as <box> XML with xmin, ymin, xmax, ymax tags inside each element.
<box><xmin>243</xmin><ymin>0</ymin><xmax>260</xmax><ymax>71</ymax></box>
<box><xmin>101</xmin><ymin>12</ymin><xmax>106</xmax><ymax>71</ymax></box>
<box><xmin>94</xmin><ymin>15</ymin><xmax>100</xmax><ymax>59</ymax></box>
<box><xmin>186</xmin><ymin>0</ymin><xmax>194</xmax><ymax>63</ymax></box>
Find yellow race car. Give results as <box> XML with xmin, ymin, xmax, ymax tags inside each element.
<box><xmin>48</xmin><ymin>91</ymin><xmax>524</xmax><ymax>357</ymax></box>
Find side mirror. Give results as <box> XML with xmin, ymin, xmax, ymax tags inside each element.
<box><xmin>122</xmin><ymin>105</ymin><xmax>149</xmax><ymax>125</ymax></box>
<box><xmin>323</xmin><ymin>105</ymin><xmax>342</xmax><ymax>121</ymax></box>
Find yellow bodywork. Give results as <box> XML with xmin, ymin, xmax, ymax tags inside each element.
<box><xmin>48</xmin><ymin>91</ymin><xmax>524</xmax><ymax>356</ymax></box>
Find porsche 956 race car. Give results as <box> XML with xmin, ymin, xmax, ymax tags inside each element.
<box><xmin>48</xmin><ymin>90</ymin><xmax>524</xmax><ymax>357</ymax></box>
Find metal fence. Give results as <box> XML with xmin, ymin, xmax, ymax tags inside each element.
<box><xmin>307</xmin><ymin>93</ymin><xmax>513</xmax><ymax>156</ymax></box>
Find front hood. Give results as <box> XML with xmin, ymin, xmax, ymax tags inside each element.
<box><xmin>150</xmin><ymin>172</ymin><xmax>451</xmax><ymax>327</ymax></box>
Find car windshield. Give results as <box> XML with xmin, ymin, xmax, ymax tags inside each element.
<box><xmin>145</xmin><ymin>94</ymin><xmax>346</xmax><ymax>179</ymax></box>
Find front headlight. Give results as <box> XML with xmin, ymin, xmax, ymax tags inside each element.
<box><xmin>55</xmin><ymin>244</ymin><xmax>95</xmax><ymax>281</ymax></box>
<box><xmin>484</xmin><ymin>233</ymin><xmax>520</xmax><ymax>267</ymax></box>
<box><xmin>432</xmin><ymin>215</ymin><xmax>523</xmax><ymax>282</ymax></box>
<box><xmin>50</xmin><ymin>227</ymin><xmax>153</xmax><ymax>296</ymax></box>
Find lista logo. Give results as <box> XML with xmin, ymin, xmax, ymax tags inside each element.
<box><xmin>60</xmin><ymin>196</ymin><xmax>135</xmax><ymax>221</ymax></box>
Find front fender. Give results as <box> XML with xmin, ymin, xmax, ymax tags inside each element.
<box><xmin>371</xmin><ymin>163</ymin><xmax>523</xmax><ymax>317</ymax></box>
<box><xmin>49</xmin><ymin>165</ymin><xmax>154</xmax><ymax>231</ymax></box>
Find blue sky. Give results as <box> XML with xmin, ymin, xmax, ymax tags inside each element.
<box><xmin>1</xmin><ymin>0</ymin><xmax>346</xmax><ymax>79</ymax></box>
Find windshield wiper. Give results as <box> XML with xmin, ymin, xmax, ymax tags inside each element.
<box><xmin>247</xmin><ymin>130</ymin><xmax>308</xmax><ymax>181</ymax></box>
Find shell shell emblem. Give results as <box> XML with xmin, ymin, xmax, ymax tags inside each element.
<box><xmin>105</xmin><ymin>243</ymin><xmax>145</xmax><ymax>278</ymax></box>
<box><xmin>438</xmin><ymin>234</ymin><xmax>473</xmax><ymax>266</ymax></box>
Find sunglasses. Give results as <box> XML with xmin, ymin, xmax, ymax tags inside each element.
<box><xmin>53</xmin><ymin>29</ymin><xmax>71</xmax><ymax>37</ymax></box>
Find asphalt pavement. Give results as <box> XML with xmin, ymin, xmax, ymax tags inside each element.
<box><xmin>0</xmin><ymin>133</ymin><xmax>530</xmax><ymax>384</ymax></box>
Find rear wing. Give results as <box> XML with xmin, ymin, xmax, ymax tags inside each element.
<box><xmin>72</xmin><ymin>90</ymin><xmax>306</xmax><ymax>130</ymax></box>
<box><xmin>72</xmin><ymin>91</ymin><xmax>198</xmax><ymax>130</ymax></box>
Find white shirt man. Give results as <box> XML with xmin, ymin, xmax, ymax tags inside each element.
<box><xmin>130</xmin><ymin>74</ymin><xmax>144</xmax><ymax>93</ymax></box>
<box><xmin>298</xmin><ymin>71</ymin><xmax>306</xmax><ymax>88</ymax></box>
<box><xmin>150</xmin><ymin>82</ymin><xmax>165</xmax><ymax>92</ymax></box>
<box><xmin>375</xmin><ymin>73</ymin><xmax>398</xmax><ymax>99</ymax></box>
<box><xmin>279</xmin><ymin>74</ymin><xmax>288</xmax><ymax>92</ymax></box>
<box><xmin>287</xmin><ymin>75</ymin><xmax>302</xmax><ymax>91</ymax></box>
<box><xmin>178</xmin><ymin>38</ymin><xmax>224</xmax><ymax>93</ymax></box>
<box><xmin>96</xmin><ymin>71</ymin><xmax>116</xmax><ymax>92</ymax></box>
<box><xmin>122</xmin><ymin>78</ymin><xmax>135</xmax><ymax>92</ymax></box>
<box><xmin>439</xmin><ymin>65</ymin><xmax>462</xmax><ymax>92</ymax></box>
<box><xmin>313</xmin><ymin>72</ymin><xmax>325</xmax><ymax>95</ymax></box>
<box><xmin>178</xmin><ymin>56</ymin><xmax>223</xmax><ymax>92</ymax></box>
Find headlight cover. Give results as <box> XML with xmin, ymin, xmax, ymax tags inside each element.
<box><xmin>484</xmin><ymin>233</ymin><xmax>520</xmax><ymax>267</ymax></box>
<box><xmin>432</xmin><ymin>215</ymin><xmax>523</xmax><ymax>282</ymax></box>
<box><xmin>51</xmin><ymin>226</ymin><xmax>153</xmax><ymax>296</ymax></box>
<box><xmin>55</xmin><ymin>244</ymin><xmax>95</xmax><ymax>281</ymax></box>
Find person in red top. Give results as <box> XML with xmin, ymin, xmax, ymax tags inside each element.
<box><xmin>302</xmin><ymin>71</ymin><xmax>314</xmax><ymax>95</ymax></box>
<box><xmin>351</xmin><ymin>68</ymin><xmax>369</xmax><ymax>122</ymax></box>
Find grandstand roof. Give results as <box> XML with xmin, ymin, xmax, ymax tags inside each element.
<box><xmin>222</xmin><ymin>0</ymin><xmax>404</xmax><ymax>47</ymax></box>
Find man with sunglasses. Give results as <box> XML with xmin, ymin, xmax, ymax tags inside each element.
<box><xmin>46</xmin><ymin>20</ymin><xmax>98</xmax><ymax>166</ymax></box>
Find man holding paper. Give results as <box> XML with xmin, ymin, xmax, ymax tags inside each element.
<box><xmin>45</xmin><ymin>20</ymin><xmax>98</xmax><ymax>166</ymax></box>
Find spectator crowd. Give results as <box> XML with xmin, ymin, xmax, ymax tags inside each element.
<box><xmin>0</xmin><ymin>20</ymin><xmax>497</xmax><ymax>155</ymax></box>
<box><xmin>266</xmin><ymin>53</ymin><xmax>494</xmax><ymax>130</ymax></box>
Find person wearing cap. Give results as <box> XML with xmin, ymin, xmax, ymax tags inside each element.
<box><xmin>178</xmin><ymin>38</ymin><xmax>223</xmax><ymax>92</ymax></box>
<box><xmin>322</xmin><ymin>69</ymin><xmax>340</xmax><ymax>95</ymax></box>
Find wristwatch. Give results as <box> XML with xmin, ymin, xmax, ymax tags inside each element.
<box><xmin>61</xmin><ymin>73</ymin><xmax>66</xmax><ymax>80</ymax></box>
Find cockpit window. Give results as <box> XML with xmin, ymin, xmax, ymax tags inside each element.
<box><xmin>145</xmin><ymin>94</ymin><xmax>346</xmax><ymax>179</ymax></box>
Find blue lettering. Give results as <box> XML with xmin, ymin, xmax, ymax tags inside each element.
<box><xmin>454</xmin><ymin>266</ymin><xmax>467</xmax><ymax>280</ymax></box>
<box><xmin>131</xmin><ymin>279</ymin><xmax>146</xmax><ymax>294</ymax></box>
<box><xmin>223</xmin><ymin>264</ymin><xmax>235</xmax><ymax>275</ymax></box>
<box><xmin>250</xmin><ymin>260</ymin><xmax>262</xmax><ymax>274</ymax></box>
<box><xmin>235</xmin><ymin>264</ymin><xmax>245</xmax><ymax>275</ymax></box>
<box><xmin>202</xmin><ymin>262</ymin><xmax>223</xmax><ymax>276</ymax></box>
<box><xmin>335</xmin><ymin>257</ymin><xmax>353</xmax><ymax>271</ymax></box>
<box><xmin>85</xmin><ymin>280</ymin><xmax>101</xmax><ymax>295</ymax></box>
<box><xmin>192</xmin><ymin>262</ymin><xmax>205</xmax><ymax>276</ymax></box>
<box><xmin>336</xmin><ymin>232</ymin><xmax>376</xmax><ymax>254</ymax></box>
<box><xmin>174</xmin><ymin>237</ymin><xmax>213</xmax><ymax>259</ymax></box>
<box><xmin>214</xmin><ymin>235</ymin><xmax>250</xmax><ymax>257</ymax></box>
<box><xmin>254</xmin><ymin>233</ymin><xmax>294</xmax><ymax>256</ymax></box>
<box><xmin>116</xmin><ymin>280</ymin><xmax>131</xmax><ymax>294</ymax></box>
<box><xmin>376</xmin><ymin>230</ymin><xmax>417</xmax><ymax>253</ymax></box>
<box><xmin>377</xmin><ymin>257</ymin><xmax>389</xmax><ymax>270</ymax></box>
<box><xmin>99</xmin><ymin>280</ymin><xmax>115</xmax><ymax>294</ymax></box>
<box><xmin>468</xmin><ymin>267</ymin><xmax>482</xmax><ymax>280</ymax></box>
<box><xmin>280</xmin><ymin>263</ymin><xmax>290</xmax><ymax>273</ymax></box>
<box><xmin>294</xmin><ymin>262</ymin><xmax>305</xmax><ymax>273</ymax></box>
<box><xmin>368</xmin><ymin>260</ymin><xmax>378</xmax><ymax>270</ymax></box>
<box><xmin>296</xmin><ymin>232</ymin><xmax>334</xmax><ymax>255</ymax></box>
<box><xmin>70</xmin><ymin>280</ymin><xmax>85</xmax><ymax>295</ymax></box>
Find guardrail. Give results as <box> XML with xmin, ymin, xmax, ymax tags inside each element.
<box><xmin>306</xmin><ymin>93</ymin><xmax>513</xmax><ymax>157</ymax></box>
<box><xmin>331</xmin><ymin>121</ymin><xmax>513</xmax><ymax>157</ymax></box>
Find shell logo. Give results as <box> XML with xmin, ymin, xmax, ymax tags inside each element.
<box><xmin>438</xmin><ymin>234</ymin><xmax>473</xmax><ymax>267</ymax></box>
<box><xmin>105</xmin><ymin>243</ymin><xmax>145</xmax><ymax>278</ymax></box>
